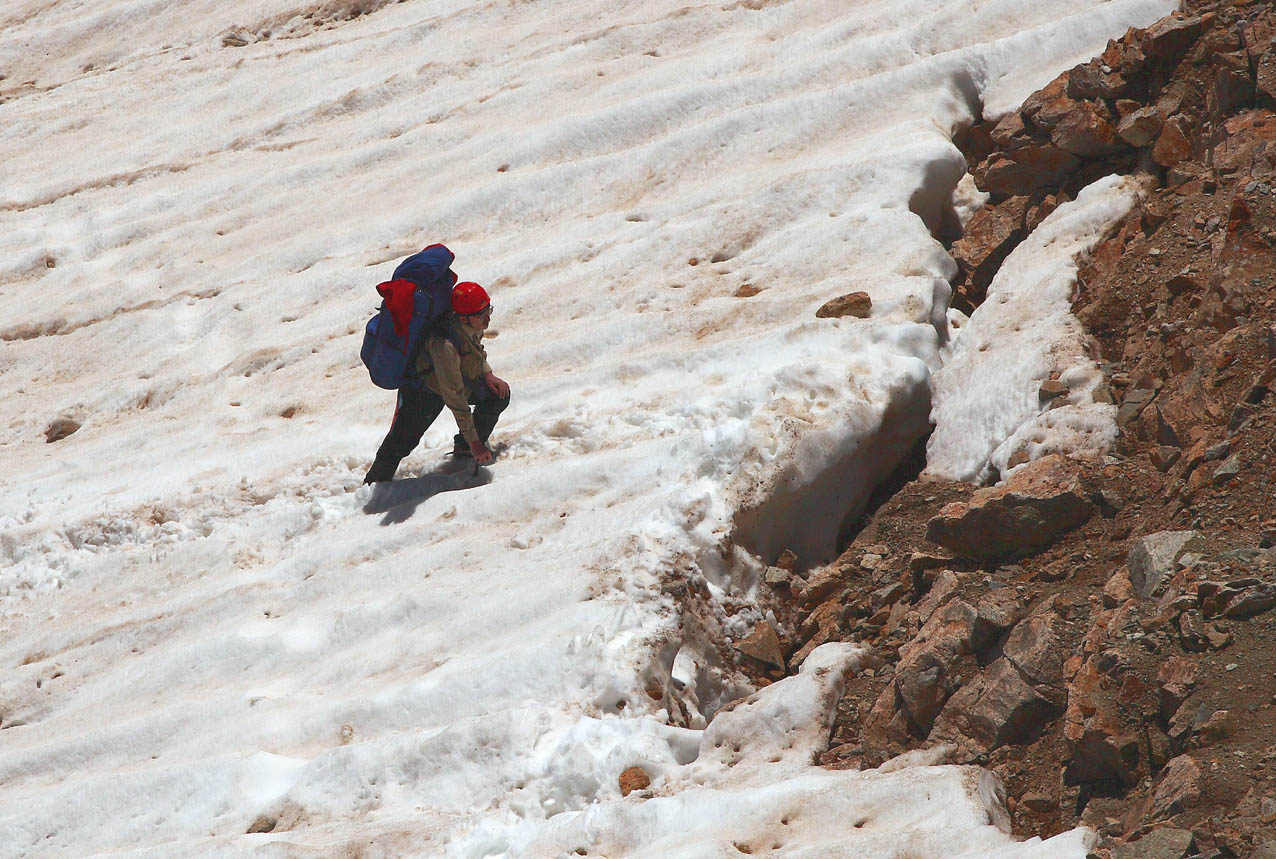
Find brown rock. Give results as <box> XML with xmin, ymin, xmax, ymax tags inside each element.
<box><xmin>1259</xmin><ymin>49</ymin><xmax>1276</xmax><ymax>107</ymax></box>
<box><xmin>924</xmin><ymin>455</ymin><xmax>1095</xmax><ymax>561</ymax></box>
<box><xmin>1111</xmin><ymin>828</ymin><xmax>1193</xmax><ymax>859</ymax></box>
<box><xmin>1067</xmin><ymin>59</ymin><xmax>1130</xmax><ymax>101</ymax></box>
<box><xmin>1178</xmin><ymin>610</ymin><xmax>1207</xmax><ymax>652</ymax></box>
<box><xmin>931</xmin><ymin>656</ymin><xmax>1062</xmax><ymax>750</ymax></box>
<box><xmin>1103</xmin><ymin>570</ymin><xmax>1134</xmax><ymax>608</ymax></box>
<box><xmin>908</xmin><ymin>552</ymin><xmax>953</xmax><ymax>573</ymax></box>
<box><xmin>1196</xmin><ymin>709</ymin><xmax>1234</xmax><ymax>744</ymax></box>
<box><xmin>914</xmin><ymin>570</ymin><xmax>959</xmax><ymax>624</ymax></box>
<box><xmin>800</xmin><ymin>566</ymin><xmax>846</xmax><ymax>608</ymax></box>
<box><xmin>44</xmin><ymin>417</ymin><xmax>81</xmax><ymax>443</ymax></box>
<box><xmin>1204</xmin><ymin>622</ymin><xmax>1232</xmax><ymax>650</ymax></box>
<box><xmin>1167</xmin><ymin>698</ymin><xmax>1200</xmax><ymax>745</ymax></box>
<box><xmin>1153</xmin><ymin>117</ymin><xmax>1192</xmax><ymax>168</ymax></box>
<box><xmin>764</xmin><ymin>565</ymin><xmax>791</xmax><ymax>586</ymax></box>
<box><xmin>1149</xmin><ymin>445</ymin><xmax>1180</xmax><ymax>472</ymax></box>
<box><xmin>1063</xmin><ymin>649</ymin><xmax>1145</xmax><ymax>787</ymax></box>
<box><xmin>976</xmin><ymin>147</ymin><xmax>1079</xmax><ymax>196</ymax></box>
<box><xmin>1025</xmin><ymin>193</ymin><xmax>1061</xmax><ymax>231</ymax></box>
<box><xmin>1003</xmin><ymin>611</ymin><xmax>1066</xmax><ymax>689</ymax></box>
<box><xmin>1039</xmin><ymin>379</ymin><xmax>1069</xmax><ymax>400</ymax></box>
<box><xmin>799</xmin><ymin>601</ymin><xmax>841</xmax><ymax>642</ymax></box>
<box><xmin>1214</xmin><ymin>65</ymin><xmax>1254</xmax><ymax>114</ymax></box>
<box><xmin>1165</xmin><ymin>271</ymin><xmax>1199</xmax><ymax>296</ymax></box>
<box><xmin>1021</xmin><ymin>77</ymin><xmax>1076</xmax><ymax>131</ymax></box>
<box><xmin>1051</xmin><ymin>100</ymin><xmax>1122</xmax><ymax>156</ymax></box>
<box><xmin>790</xmin><ymin>603</ymin><xmax>844</xmax><ymax>668</ymax></box>
<box><xmin>931</xmin><ymin>608</ymin><xmax>1066</xmax><ymax>751</ymax></box>
<box><xmin>950</xmin><ymin>197</ymin><xmax>1029</xmax><ymax>297</ymax></box>
<box><xmin>1157</xmin><ymin>657</ymin><xmax>1198</xmax><ymax>720</ymax></box>
<box><xmin>733</xmin><ymin>621</ymin><xmax>786</xmax><ymax>670</ymax></box>
<box><xmin>1150</xmin><ymin>755</ymin><xmax>1202</xmax><ymax>820</ymax></box>
<box><xmin>973</xmin><ymin>590</ymin><xmax>1027</xmax><ymax>650</ymax></box>
<box><xmin>989</xmin><ymin>111</ymin><xmax>1027</xmax><ymax>147</ymax></box>
<box><xmin>1142</xmin><ymin>14</ymin><xmax>1210</xmax><ymax>60</ymax></box>
<box><xmin>1065</xmin><ymin>727</ymin><xmax>1142</xmax><ymax>786</ymax></box>
<box><xmin>1020</xmin><ymin>792</ymin><xmax>1054</xmax><ymax>813</ymax></box>
<box><xmin>619</xmin><ymin>765</ymin><xmax>651</xmax><ymax>797</ymax></box>
<box><xmin>816</xmin><ymin>292</ymin><xmax>871</xmax><ymax>319</ymax></box>
<box><xmin>1221</xmin><ymin>583</ymin><xmax>1276</xmax><ymax>619</ymax></box>
<box><xmin>871</xmin><ymin>581</ymin><xmax>909</xmax><ymax>611</ymax></box>
<box><xmin>1242</xmin><ymin>12</ymin><xmax>1275</xmax><ymax>63</ymax></box>
<box><xmin>1116</xmin><ymin>107</ymin><xmax>1163</xmax><ymax>147</ymax></box>
<box><xmin>874</xmin><ymin>600</ymin><xmax>979</xmax><ymax>738</ymax></box>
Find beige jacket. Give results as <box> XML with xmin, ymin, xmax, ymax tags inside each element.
<box><xmin>415</xmin><ymin>318</ymin><xmax>492</xmax><ymax>445</ymax></box>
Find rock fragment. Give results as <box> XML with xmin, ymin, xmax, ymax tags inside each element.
<box><xmin>925</xmin><ymin>456</ymin><xmax>1094</xmax><ymax>561</ymax></box>
<box><xmin>1116</xmin><ymin>106</ymin><xmax>1164</xmax><ymax>147</ymax></box>
<box><xmin>45</xmin><ymin>417</ymin><xmax>81</xmax><ymax>443</ymax></box>
<box><xmin>1126</xmin><ymin>530</ymin><xmax>1196</xmax><ymax>599</ymax></box>
<box><xmin>619</xmin><ymin>766</ymin><xmax>651</xmax><ymax>797</ymax></box>
<box><xmin>733</xmin><ymin>621</ymin><xmax>786</xmax><ymax>670</ymax></box>
<box><xmin>1150</xmin><ymin>755</ymin><xmax>1202</xmax><ymax>820</ymax></box>
<box><xmin>815</xmin><ymin>292</ymin><xmax>871</xmax><ymax>319</ymax></box>
<box><xmin>1112</xmin><ymin>827</ymin><xmax>1193</xmax><ymax>859</ymax></box>
<box><xmin>1156</xmin><ymin>657</ymin><xmax>1197</xmax><ymax>719</ymax></box>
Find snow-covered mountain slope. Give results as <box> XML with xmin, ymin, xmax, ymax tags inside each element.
<box><xmin>0</xmin><ymin>0</ymin><xmax>1173</xmax><ymax>855</ymax></box>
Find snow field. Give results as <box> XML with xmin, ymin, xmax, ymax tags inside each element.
<box><xmin>1</xmin><ymin>0</ymin><xmax>1174</xmax><ymax>855</ymax></box>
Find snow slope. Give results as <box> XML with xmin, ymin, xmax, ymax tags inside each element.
<box><xmin>0</xmin><ymin>0</ymin><xmax>1173</xmax><ymax>855</ymax></box>
<box><xmin>925</xmin><ymin>174</ymin><xmax>1146</xmax><ymax>483</ymax></box>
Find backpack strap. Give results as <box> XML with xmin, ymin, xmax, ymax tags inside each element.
<box><xmin>404</xmin><ymin>313</ymin><xmax>463</xmax><ymax>384</ymax></box>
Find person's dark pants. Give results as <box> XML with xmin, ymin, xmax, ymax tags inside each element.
<box><xmin>364</xmin><ymin>382</ymin><xmax>509</xmax><ymax>483</ymax></box>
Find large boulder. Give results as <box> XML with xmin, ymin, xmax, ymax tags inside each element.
<box><xmin>925</xmin><ymin>456</ymin><xmax>1095</xmax><ymax>560</ymax></box>
<box><xmin>930</xmin><ymin>611</ymin><xmax>1066</xmax><ymax>751</ymax></box>
<box><xmin>1063</xmin><ymin>652</ymin><xmax>1143</xmax><ymax>787</ymax></box>
<box><xmin>863</xmin><ymin>600</ymin><xmax>979</xmax><ymax>742</ymax></box>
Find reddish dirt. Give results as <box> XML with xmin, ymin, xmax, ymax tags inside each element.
<box><xmin>729</xmin><ymin>2</ymin><xmax>1276</xmax><ymax>855</ymax></box>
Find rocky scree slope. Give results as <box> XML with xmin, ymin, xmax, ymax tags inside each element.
<box><xmin>732</xmin><ymin>3</ymin><xmax>1276</xmax><ymax>858</ymax></box>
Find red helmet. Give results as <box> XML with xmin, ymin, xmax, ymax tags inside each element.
<box><xmin>451</xmin><ymin>281</ymin><xmax>490</xmax><ymax>315</ymax></box>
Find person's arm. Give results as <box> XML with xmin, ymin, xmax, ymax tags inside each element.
<box><xmin>427</xmin><ymin>338</ymin><xmax>480</xmax><ymax>446</ymax></box>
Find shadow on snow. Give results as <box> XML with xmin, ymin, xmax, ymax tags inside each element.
<box><xmin>362</xmin><ymin>462</ymin><xmax>492</xmax><ymax>525</ymax></box>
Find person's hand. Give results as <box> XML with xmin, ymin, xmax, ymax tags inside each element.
<box><xmin>484</xmin><ymin>372</ymin><xmax>510</xmax><ymax>399</ymax></box>
<box><xmin>469</xmin><ymin>439</ymin><xmax>494</xmax><ymax>465</ymax></box>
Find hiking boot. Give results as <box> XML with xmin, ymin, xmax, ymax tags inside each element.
<box><xmin>363</xmin><ymin>455</ymin><xmax>399</xmax><ymax>484</ymax></box>
<box><xmin>450</xmin><ymin>442</ymin><xmax>473</xmax><ymax>459</ymax></box>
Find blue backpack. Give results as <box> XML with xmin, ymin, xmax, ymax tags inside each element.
<box><xmin>360</xmin><ymin>244</ymin><xmax>457</xmax><ymax>389</ymax></box>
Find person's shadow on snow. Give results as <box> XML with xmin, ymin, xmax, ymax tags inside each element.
<box><xmin>362</xmin><ymin>465</ymin><xmax>492</xmax><ymax>525</ymax></box>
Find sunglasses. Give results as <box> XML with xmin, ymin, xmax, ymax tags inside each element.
<box><xmin>463</xmin><ymin>305</ymin><xmax>493</xmax><ymax>319</ymax></box>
